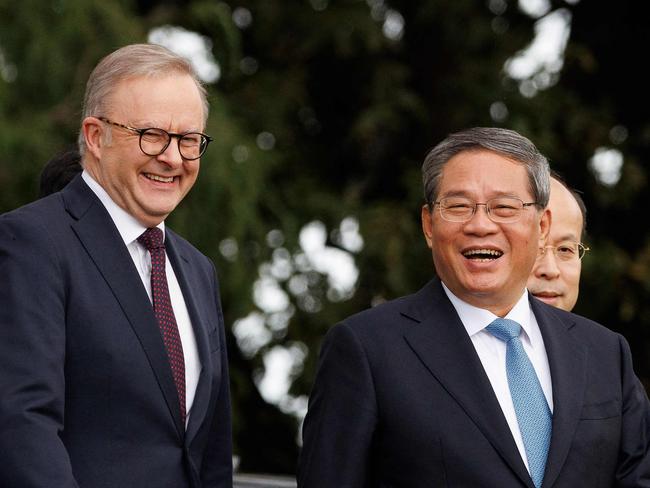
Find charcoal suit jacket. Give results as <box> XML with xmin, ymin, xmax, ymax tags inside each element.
<box><xmin>298</xmin><ymin>278</ymin><xmax>650</xmax><ymax>487</ymax></box>
<box><xmin>0</xmin><ymin>175</ymin><xmax>232</xmax><ymax>487</ymax></box>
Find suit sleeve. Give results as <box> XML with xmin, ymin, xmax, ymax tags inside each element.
<box><xmin>616</xmin><ymin>334</ymin><xmax>650</xmax><ymax>487</ymax></box>
<box><xmin>298</xmin><ymin>323</ymin><xmax>378</xmax><ymax>488</ymax></box>
<box><xmin>0</xmin><ymin>214</ymin><xmax>79</xmax><ymax>487</ymax></box>
<box><xmin>200</xmin><ymin>263</ymin><xmax>234</xmax><ymax>487</ymax></box>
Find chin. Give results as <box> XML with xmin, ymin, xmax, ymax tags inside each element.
<box><xmin>463</xmin><ymin>277</ymin><xmax>506</xmax><ymax>295</ymax></box>
<box><xmin>146</xmin><ymin>202</ymin><xmax>178</xmax><ymax>217</ymax></box>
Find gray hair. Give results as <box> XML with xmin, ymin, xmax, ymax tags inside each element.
<box><xmin>78</xmin><ymin>43</ymin><xmax>209</xmax><ymax>156</ymax></box>
<box><xmin>422</xmin><ymin>127</ymin><xmax>550</xmax><ymax>208</ymax></box>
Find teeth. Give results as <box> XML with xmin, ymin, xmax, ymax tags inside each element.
<box><xmin>463</xmin><ymin>249</ymin><xmax>503</xmax><ymax>258</ymax></box>
<box><xmin>145</xmin><ymin>173</ymin><xmax>174</xmax><ymax>183</ymax></box>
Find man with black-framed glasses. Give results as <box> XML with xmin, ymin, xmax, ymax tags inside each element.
<box><xmin>0</xmin><ymin>44</ymin><xmax>232</xmax><ymax>487</ymax></box>
<box><xmin>527</xmin><ymin>175</ymin><xmax>589</xmax><ymax>313</ymax></box>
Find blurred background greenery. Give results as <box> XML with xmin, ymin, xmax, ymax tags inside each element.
<box><xmin>1</xmin><ymin>0</ymin><xmax>648</xmax><ymax>475</ymax></box>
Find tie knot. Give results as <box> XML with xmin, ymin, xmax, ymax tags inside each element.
<box><xmin>486</xmin><ymin>318</ymin><xmax>522</xmax><ymax>343</ymax></box>
<box><xmin>138</xmin><ymin>227</ymin><xmax>165</xmax><ymax>251</ymax></box>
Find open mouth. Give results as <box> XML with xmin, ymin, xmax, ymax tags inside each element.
<box><xmin>144</xmin><ymin>173</ymin><xmax>175</xmax><ymax>183</ymax></box>
<box><xmin>462</xmin><ymin>248</ymin><xmax>503</xmax><ymax>261</ymax></box>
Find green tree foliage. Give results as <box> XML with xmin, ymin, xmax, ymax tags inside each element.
<box><xmin>1</xmin><ymin>0</ymin><xmax>648</xmax><ymax>474</ymax></box>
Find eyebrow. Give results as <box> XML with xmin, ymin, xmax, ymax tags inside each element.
<box><xmin>130</xmin><ymin>120</ymin><xmax>203</xmax><ymax>133</ymax></box>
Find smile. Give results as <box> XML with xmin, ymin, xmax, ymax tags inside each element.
<box><xmin>462</xmin><ymin>248</ymin><xmax>503</xmax><ymax>261</ymax></box>
<box><xmin>144</xmin><ymin>173</ymin><xmax>175</xmax><ymax>183</ymax></box>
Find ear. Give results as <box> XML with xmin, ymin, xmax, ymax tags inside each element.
<box><xmin>539</xmin><ymin>206</ymin><xmax>551</xmax><ymax>241</ymax></box>
<box><xmin>421</xmin><ymin>204</ymin><xmax>434</xmax><ymax>249</ymax></box>
<box><xmin>81</xmin><ymin>116</ymin><xmax>104</xmax><ymax>160</ymax></box>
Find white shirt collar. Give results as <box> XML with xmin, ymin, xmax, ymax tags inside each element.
<box><xmin>441</xmin><ymin>281</ymin><xmax>533</xmax><ymax>341</ymax></box>
<box><xmin>82</xmin><ymin>170</ymin><xmax>165</xmax><ymax>246</ymax></box>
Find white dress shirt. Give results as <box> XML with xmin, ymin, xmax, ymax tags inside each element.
<box><xmin>82</xmin><ymin>171</ymin><xmax>201</xmax><ymax>427</ymax></box>
<box><xmin>441</xmin><ymin>282</ymin><xmax>553</xmax><ymax>473</ymax></box>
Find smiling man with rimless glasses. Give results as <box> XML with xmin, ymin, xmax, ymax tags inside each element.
<box><xmin>299</xmin><ymin>127</ymin><xmax>650</xmax><ymax>488</ymax></box>
<box><xmin>527</xmin><ymin>175</ymin><xmax>589</xmax><ymax>312</ymax></box>
<box><xmin>0</xmin><ymin>44</ymin><xmax>232</xmax><ymax>487</ymax></box>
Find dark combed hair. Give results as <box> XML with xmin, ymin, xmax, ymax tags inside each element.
<box><xmin>39</xmin><ymin>147</ymin><xmax>82</xmax><ymax>197</ymax></box>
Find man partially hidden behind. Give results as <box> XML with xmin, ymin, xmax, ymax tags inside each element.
<box><xmin>528</xmin><ymin>175</ymin><xmax>588</xmax><ymax>312</ymax></box>
<box><xmin>0</xmin><ymin>44</ymin><xmax>232</xmax><ymax>487</ymax></box>
<box><xmin>38</xmin><ymin>147</ymin><xmax>82</xmax><ymax>197</ymax></box>
<box><xmin>298</xmin><ymin>127</ymin><xmax>650</xmax><ymax>487</ymax></box>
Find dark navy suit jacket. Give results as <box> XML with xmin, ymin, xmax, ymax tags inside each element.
<box><xmin>0</xmin><ymin>175</ymin><xmax>232</xmax><ymax>487</ymax></box>
<box><xmin>299</xmin><ymin>279</ymin><xmax>650</xmax><ymax>487</ymax></box>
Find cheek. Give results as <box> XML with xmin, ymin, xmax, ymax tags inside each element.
<box><xmin>181</xmin><ymin>172</ymin><xmax>199</xmax><ymax>193</ymax></box>
<box><xmin>183</xmin><ymin>163</ymin><xmax>199</xmax><ymax>180</ymax></box>
<box><xmin>105</xmin><ymin>159</ymin><xmax>128</xmax><ymax>184</ymax></box>
<box><xmin>518</xmin><ymin>228</ymin><xmax>540</xmax><ymax>256</ymax></box>
<box><xmin>566</xmin><ymin>265</ymin><xmax>582</xmax><ymax>288</ymax></box>
<box><xmin>508</xmin><ymin>232</ymin><xmax>540</xmax><ymax>282</ymax></box>
<box><xmin>430</xmin><ymin>238</ymin><xmax>456</xmax><ymax>272</ymax></box>
<box><xmin>512</xmin><ymin>235</ymin><xmax>535</xmax><ymax>261</ymax></box>
<box><xmin>431</xmin><ymin>232</ymin><xmax>458</xmax><ymax>262</ymax></box>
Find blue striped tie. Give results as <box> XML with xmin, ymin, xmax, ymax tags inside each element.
<box><xmin>486</xmin><ymin>318</ymin><xmax>552</xmax><ymax>488</ymax></box>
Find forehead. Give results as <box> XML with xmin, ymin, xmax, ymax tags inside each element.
<box><xmin>109</xmin><ymin>73</ymin><xmax>204</xmax><ymax>126</ymax></box>
<box><xmin>439</xmin><ymin>149</ymin><xmax>531</xmax><ymax>197</ymax></box>
<box><xmin>548</xmin><ymin>179</ymin><xmax>583</xmax><ymax>240</ymax></box>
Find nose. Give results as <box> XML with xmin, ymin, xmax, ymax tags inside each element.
<box><xmin>534</xmin><ymin>248</ymin><xmax>560</xmax><ymax>279</ymax></box>
<box><xmin>463</xmin><ymin>203</ymin><xmax>499</xmax><ymax>235</ymax></box>
<box><xmin>156</xmin><ymin>137</ymin><xmax>184</xmax><ymax>167</ymax></box>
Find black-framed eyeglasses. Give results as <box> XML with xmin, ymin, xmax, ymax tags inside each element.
<box><xmin>433</xmin><ymin>196</ymin><xmax>538</xmax><ymax>223</ymax></box>
<box><xmin>97</xmin><ymin>117</ymin><xmax>212</xmax><ymax>161</ymax></box>
<box><xmin>539</xmin><ymin>241</ymin><xmax>590</xmax><ymax>262</ymax></box>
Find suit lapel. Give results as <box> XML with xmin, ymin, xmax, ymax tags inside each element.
<box><xmin>63</xmin><ymin>176</ymin><xmax>185</xmax><ymax>439</ymax></box>
<box><xmin>165</xmin><ymin>232</ymin><xmax>214</xmax><ymax>446</ymax></box>
<box><xmin>531</xmin><ymin>299</ymin><xmax>586</xmax><ymax>488</ymax></box>
<box><xmin>402</xmin><ymin>280</ymin><xmax>535</xmax><ymax>488</ymax></box>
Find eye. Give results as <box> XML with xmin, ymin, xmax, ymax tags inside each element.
<box><xmin>555</xmin><ymin>242</ymin><xmax>578</xmax><ymax>259</ymax></box>
<box><xmin>558</xmin><ymin>244</ymin><xmax>575</xmax><ymax>254</ymax></box>
<box><xmin>180</xmin><ymin>133</ymin><xmax>203</xmax><ymax>147</ymax></box>
<box><xmin>441</xmin><ymin>199</ymin><xmax>473</xmax><ymax>217</ymax></box>
<box><xmin>443</xmin><ymin>198</ymin><xmax>472</xmax><ymax>209</ymax></box>
<box><xmin>492</xmin><ymin>202</ymin><xmax>517</xmax><ymax>210</ymax></box>
<box><xmin>141</xmin><ymin>128</ymin><xmax>167</xmax><ymax>143</ymax></box>
<box><xmin>489</xmin><ymin>198</ymin><xmax>521</xmax><ymax>216</ymax></box>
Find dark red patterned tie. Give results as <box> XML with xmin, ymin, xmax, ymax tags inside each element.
<box><xmin>138</xmin><ymin>227</ymin><xmax>186</xmax><ymax>424</ymax></box>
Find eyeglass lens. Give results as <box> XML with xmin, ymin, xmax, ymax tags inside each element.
<box><xmin>438</xmin><ymin>197</ymin><xmax>526</xmax><ymax>223</ymax></box>
<box><xmin>140</xmin><ymin>128</ymin><xmax>207</xmax><ymax>160</ymax></box>
<box><xmin>540</xmin><ymin>242</ymin><xmax>587</xmax><ymax>261</ymax></box>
